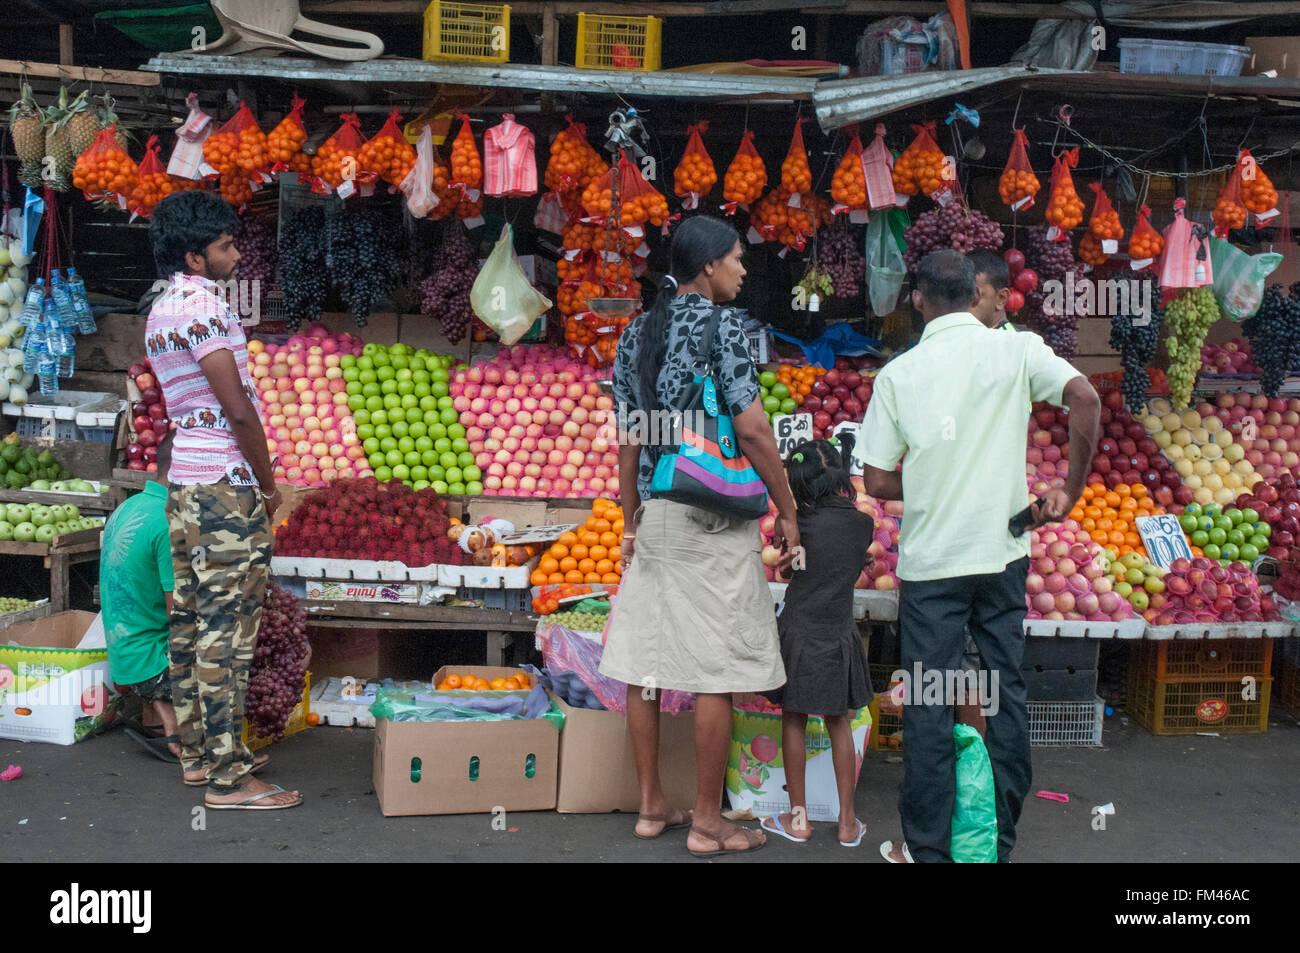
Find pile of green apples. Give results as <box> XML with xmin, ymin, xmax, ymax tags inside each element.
<box><xmin>1096</xmin><ymin>548</ymin><xmax>1168</xmax><ymax>616</ymax></box>
<box><xmin>0</xmin><ymin>439</ymin><xmax>65</xmax><ymax>491</ymax></box>
<box><xmin>758</xmin><ymin>371</ymin><xmax>799</xmax><ymax>423</ymax></box>
<box><xmin>1176</xmin><ymin>502</ymin><xmax>1270</xmax><ymax>565</ymax></box>
<box><xmin>0</xmin><ymin>502</ymin><xmax>103</xmax><ymax>543</ymax></box>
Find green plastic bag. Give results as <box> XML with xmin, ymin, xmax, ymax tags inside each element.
<box><xmin>866</xmin><ymin>208</ymin><xmax>908</xmax><ymax>317</ymax></box>
<box><xmin>1209</xmin><ymin>237</ymin><xmax>1282</xmax><ymax>321</ymax></box>
<box><xmin>470</xmin><ymin>224</ymin><xmax>553</xmax><ymax>345</ymax></box>
<box><xmin>951</xmin><ymin>724</ymin><xmax>998</xmax><ymax>863</ymax></box>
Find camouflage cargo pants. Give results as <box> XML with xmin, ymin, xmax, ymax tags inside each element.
<box><xmin>166</xmin><ymin>482</ymin><xmax>273</xmax><ymax>792</ymax></box>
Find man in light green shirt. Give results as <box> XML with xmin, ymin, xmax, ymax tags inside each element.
<box><xmin>856</xmin><ymin>250</ymin><xmax>1100</xmax><ymax>864</ymax></box>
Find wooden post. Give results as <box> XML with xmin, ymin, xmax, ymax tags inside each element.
<box><xmin>485</xmin><ymin>630</ymin><xmax>511</xmax><ymax>666</ymax></box>
<box><xmin>59</xmin><ymin>24</ymin><xmax>73</xmax><ymax>66</ymax></box>
<box><xmin>47</xmin><ymin>551</ymin><xmax>69</xmax><ymax>613</ymax></box>
<box><xmin>542</xmin><ymin>5</ymin><xmax>558</xmax><ymax>67</ymax></box>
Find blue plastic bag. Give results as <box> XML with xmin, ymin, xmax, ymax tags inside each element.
<box><xmin>951</xmin><ymin>724</ymin><xmax>998</xmax><ymax>863</ymax></box>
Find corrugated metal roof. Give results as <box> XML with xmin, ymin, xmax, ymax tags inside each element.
<box><xmin>142</xmin><ymin>53</ymin><xmax>818</xmax><ymax>101</ymax></box>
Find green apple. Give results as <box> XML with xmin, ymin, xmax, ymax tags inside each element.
<box><xmin>403</xmin><ymin>452</ymin><xmax>421</xmax><ymax>467</ymax></box>
<box><xmin>1220</xmin><ymin>542</ymin><xmax>1240</xmax><ymax>562</ymax></box>
<box><xmin>1124</xmin><ymin>567</ymin><xmax>1145</xmax><ymax>586</ymax></box>
<box><xmin>374</xmin><ymin>465</ymin><xmax>393</xmax><ymax>482</ymax></box>
<box><xmin>54</xmin><ymin>522</ymin><xmax>70</xmax><ymax>535</ymax></box>
<box><xmin>421</xmin><ymin>450</ymin><xmax>439</xmax><ymax>468</ymax></box>
<box><xmin>431</xmin><ymin>480</ymin><xmax>449</xmax><ymax>494</ymax></box>
<box><xmin>1238</xmin><ymin>543</ymin><xmax>1260</xmax><ymax>562</ymax></box>
<box><xmin>1226</xmin><ymin>529</ymin><xmax>1245</xmax><ymax>547</ymax></box>
<box><xmin>1248</xmin><ymin>534</ymin><xmax>1269</xmax><ymax>551</ymax></box>
<box><xmin>1121</xmin><ymin>552</ymin><xmax>1146</xmax><ymax>570</ymax></box>
<box><xmin>392</xmin><ymin>464</ymin><xmax>410</xmax><ymax>482</ymax></box>
<box><xmin>439</xmin><ymin>452</ymin><xmax>458</xmax><ymax>470</ymax></box>
<box><xmin>1115</xmin><ymin>580</ymin><xmax>1133</xmax><ymax>598</ymax></box>
<box><xmin>29</xmin><ymin>479</ymin><xmax>50</xmax><ymax>491</ymax></box>
<box><xmin>411</xmin><ymin>466</ymin><xmax>429</xmax><ymax>482</ymax></box>
<box><xmin>1129</xmin><ymin>589</ymin><xmax>1149</xmax><ymax>611</ymax></box>
<box><xmin>463</xmin><ymin>465</ymin><xmax>482</xmax><ymax>482</ymax></box>
<box><xmin>1191</xmin><ymin>530</ymin><xmax>1209</xmax><ymax>547</ymax></box>
<box><xmin>385</xmin><ymin>449</ymin><xmax>403</xmax><ymax>467</ymax></box>
<box><xmin>1178</xmin><ymin>514</ymin><xmax>1198</xmax><ymax>534</ymax></box>
<box><xmin>1240</xmin><ymin>508</ymin><xmax>1259</xmax><ymax>525</ymax></box>
<box><xmin>465</xmin><ymin>481</ymin><xmax>483</xmax><ymax>495</ymax></box>
<box><xmin>1143</xmin><ymin>576</ymin><xmax>1165</xmax><ymax>594</ymax></box>
<box><xmin>1208</xmin><ymin>527</ymin><xmax>1227</xmax><ymax>546</ymax></box>
<box><xmin>411</xmin><ymin>480</ymin><xmax>431</xmax><ymax>492</ymax></box>
<box><xmin>1202</xmin><ymin>543</ymin><xmax>1221</xmax><ymax>560</ymax></box>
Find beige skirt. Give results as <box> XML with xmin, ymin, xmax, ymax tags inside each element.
<box><xmin>598</xmin><ymin>499</ymin><xmax>785</xmax><ymax>695</ymax></box>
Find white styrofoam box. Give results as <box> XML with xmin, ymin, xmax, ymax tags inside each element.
<box><xmin>3</xmin><ymin>391</ymin><xmax>117</xmax><ymax>421</ymax></box>
<box><xmin>310</xmin><ymin>676</ymin><xmax>380</xmax><ymax>728</ymax></box>
<box><xmin>75</xmin><ymin>403</ymin><xmax>125</xmax><ymax>428</ymax></box>
<box><xmin>438</xmin><ymin>562</ymin><xmax>532</xmax><ymax>589</ymax></box>
<box><xmin>1143</xmin><ymin>621</ymin><xmax>1295</xmax><ymax>641</ymax></box>
<box><xmin>270</xmin><ymin>556</ymin><xmax>440</xmax><ymax>582</ymax></box>
<box><xmin>1022</xmin><ymin>617</ymin><xmax>1147</xmax><ymax>640</ymax></box>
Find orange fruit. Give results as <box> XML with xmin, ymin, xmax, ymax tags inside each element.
<box><xmin>581</xmin><ymin>531</ymin><xmax>600</xmax><ymax>547</ymax></box>
<box><xmin>565</xmin><ymin>569</ymin><xmax>585</xmax><ymax>583</ymax></box>
<box><xmin>589</xmin><ymin>545</ymin><xmax>608</xmax><ymax>561</ymax></box>
<box><xmin>436</xmin><ymin>679</ymin><xmax>452</xmax><ymax>690</ymax></box>
<box><xmin>1108</xmin><ymin>530</ymin><xmax>1125</xmax><ymax>545</ymax></box>
<box><xmin>585</xmin><ymin>517</ymin><xmax>599</xmax><ymax>531</ymax></box>
<box><xmin>548</xmin><ymin>544</ymin><xmax>567</xmax><ymax>559</ymax></box>
<box><xmin>1125</xmin><ymin>532</ymin><xmax>1141</xmax><ymax>546</ymax></box>
<box><xmin>584</xmin><ymin>573</ymin><xmax>602</xmax><ymax>583</ymax></box>
<box><xmin>548</xmin><ymin>572</ymin><xmax>564</xmax><ymax>584</ymax></box>
<box><xmin>530</xmin><ymin>570</ymin><xmax>548</xmax><ymax>586</ymax></box>
<box><xmin>490</xmin><ymin>677</ymin><xmax>509</xmax><ymax>690</ymax></box>
<box><xmin>596</xmin><ymin>559</ymin><xmax>614</xmax><ymax>574</ymax></box>
<box><xmin>578</xmin><ymin>558</ymin><xmax>597</xmax><ymax>574</ymax></box>
<box><xmin>1085</xmin><ymin>506</ymin><xmax>1102</xmax><ymax>520</ymax></box>
<box><xmin>558</xmin><ymin>531</ymin><xmax>579</xmax><ymax>547</ymax></box>
<box><xmin>571</xmin><ymin>543</ymin><xmax>590</xmax><ymax>560</ymax></box>
<box><xmin>559</xmin><ymin>556</ymin><xmax>578</xmax><ymax>572</ymax></box>
<box><xmin>609</xmin><ymin>546</ymin><xmax>621</xmax><ymax>561</ymax></box>
<box><xmin>1080</xmin><ymin>518</ymin><xmax>1096</xmax><ymax>532</ymax></box>
<box><xmin>1116</xmin><ymin>484</ymin><xmax>1132</xmax><ymax>498</ymax></box>
<box><xmin>602</xmin><ymin>572</ymin><xmax>621</xmax><ymax>584</ymax></box>
<box><xmin>593</xmin><ymin>518</ymin><xmax>612</xmax><ymax>534</ymax></box>
<box><xmin>539</xmin><ymin>556</ymin><xmax>560</xmax><ymax>573</ymax></box>
<box><xmin>445</xmin><ymin>674</ymin><xmax>463</xmax><ymax>689</ymax></box>
<box><xmin>1097</xmin><ymin>518</ymin><xmax>1114</xmax><ymax>532</ymax></box>
<box><xmin>599</xmin><ymin>532</ymin><xmax>619</xmax><ymax>548</ymax></box>
<box><xmin>1104</xmin><ymin>491</ymin><xmax>1121</xmax><ymax>508</ymax></box>
<box><xmin>1131</xmin><ymin>483</ymin><xmax>1148</xmax><ymax>499</ymax></box>
<box><xmin>503</xmin><ymin>678</ymin><xmax>520</xmax><ymax>690</ymax></box>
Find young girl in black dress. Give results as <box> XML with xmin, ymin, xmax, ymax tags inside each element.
<box><xmin>761</xmin><ymin>434</ymin><xmax>874</xmax><ymax>847</ymax></box>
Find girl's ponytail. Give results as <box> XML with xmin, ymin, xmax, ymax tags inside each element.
<box><xmin>834</xmin><ymin>430</ymin><xmax>856</xmax><ymax>471</ymax></box>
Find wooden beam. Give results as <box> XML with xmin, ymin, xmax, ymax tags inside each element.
<box><xmin>542</xmin><ymin>5</ymin><xmax>558</xmax><ymax>67</ymax></box>
<box><xmin>0</xmin><ymin>59</ymin><xmax>160</xmax><ymax>87</ymax></box>
<box><xmin>58</xmin><ymin>23</ymin><xmax>73</xmax><ymax>66</ymax></box>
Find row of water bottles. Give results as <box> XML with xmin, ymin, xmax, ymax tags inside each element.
<box><xmin>19</xmin><ymin>269</ymin><xmax>97</xmax><ymax>397</ymax></box>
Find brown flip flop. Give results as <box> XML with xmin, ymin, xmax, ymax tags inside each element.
<box><xmin>633</xmin><ymin>809</ymin><xmax>693</xmax><ymax>840</ymax></box>
<box><xmin>688</xmin><ymin>825</ymin><xmax>766</xmax><ymax>858</ymax></box>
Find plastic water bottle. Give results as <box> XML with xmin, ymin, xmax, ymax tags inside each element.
<box><xmin>38</xmin><ymin>347</ymin><xmax>58</xmax><ymax>396</ymax></box>
<box><xmin>22</xmin><ymin>316</ymin><xmax>45</xmax><ymax>374</ymax></box>
<box><xmin>65</xmin><ymin>268</ymin><xmax>97</xmax><ymax>334</ymax></box>
<box><xmin>36</xmin><ymin>300</ymin><xmax>58</xmax><ymax>395</ymax></box>
<box><xmin>19</xmin><ymin>278</ymin><xmax>44</xmax><ymax>328</ymax></box>
<box><xmin>58</xmin><ymin>330</ymin><xmax>75</xmax><ymax>378</ymax></box>
<box><xmin>45</xmin><ymin>297</ymin><xmax>69</xmax><ymax>358</ymax></box>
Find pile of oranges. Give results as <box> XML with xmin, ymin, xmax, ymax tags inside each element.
<box><xmin>1079</xmin><ymin>232</ymin><xmax>1109</xmax><ymax>266</ymax></box>
<box><xmin>723</xmin><ymin>139</ymin><xmax>766</xmax><ymax>205</ymax></box>
<box><xmin>999</xmin><ymin>167</ymin><xmax>1040</xmax><ymax>206</ymax></box>
<box><xmin>72</xmin><ymin>128</ymin><xmax>138</xmax><ymax>198</ymax></box>
<box><xmin>544</xmin><ymin>124</ymin><xmax>608</xmax><ymax>196</ymax></box>
<box><xmin>312</xmin><ymin>137</ymin><xmax>363</xmax><ymax>189</ymax></box>
<box><xmin>1212</xmin><ymin>184</ymin><xmax>1248</xmax><ymax>233</ymax></box>
<box><xmin>435</xmin><ymin>671</ymin><xmax>533</xmax><ymax>692</ymax></box>
<box><xmin>774</xmin><ymin>363</ymin><xmax>827</xmax><ymax>404</ymax></box>
<box><xmin>674</xmin><ymin>151</ymin><xmax>717</xmax><ymax>198</ymax></box>
<box><xmin>359</xmin><ymin>131</ymin><xmax>416</xmax><ymax>187</ymax></box>
<box><xmin>580</xmin><ymin>181</ymin><xmax>670</xmax><ymax>227</ymax></box>
<box><xmin>1088</xmin><ymin>192</ymin><xmax>1123</xmax><ymax>240</ymax></box>
<box><xmin>831</xmin><ymin>148</ymin><xmax>867</xmax><ymax>209</ymax></box>
<box><xmin>530</xmin><ymin>498</ymin><xmax>625</xmax><ymax>586</ymax></box>
<box><xmin>1128</xmin><ymin>211</ymin><xmax>1164</xmax><ymax>260</ymax></box>
<box><xmin>1069</xmin><ymin>483</ymin><xmax>1166</xmax><ymax>558</ymax></box>
<box><xmin>267</xmin><ymin>107</ymin><xmax>310</xmax><ymax>174</ymax></box>
<box><xmin>1239</xmin><ymin>157</ymin><xmax>1278</xmax><ymax>213</ymax></box>
<box><xmin>891</xmin><ymin>130</ymin><xmax>946</xmax><ymax>197</ymax></box>
<box><xmin>204</xmin><ymin>125</ymin><xmax>268</xmax><ymax>179</ymax></box>
<box><xmin>450</xmin><ymin>121</ymin><xmax>483</xmax><ymax>189</ymax></box>
<box><xmin>219</xmin><ymin>173</ymin><xmax>253</xmax><ymax>208</ymax></box>
<box><xmin>1045</xmin><ymin>154</ymin><xmax>1085</xmax><ymax>230</ymax></box>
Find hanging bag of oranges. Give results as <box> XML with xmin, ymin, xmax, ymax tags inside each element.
<box><xmin>359</xmin><ymin>108</ymin><xmax>417</xmax><ymax>190</ymax></box>
<box><xmin>312</xmin><ymin>113</ymin><xmax>375</xmax><ymax>196</ymax></box>
<box><xmin>861</xmin><ymin>123</ymin><xmax>895</xmax><ymax>211</ymax></box>
<box><xmin>545</xmin><ymin>115</ymin><xmax>607</xmax><ymax>198</ymax></box>
<box><xmin>673</xmin><ymin>121</ymin><xmax>717</xmax><ymax>209</ymax></box>
<box><xmin>1080</xmin><ymin>181</ymin><xmax>1123</xmax><ymax>265</ymax></box>
<box><xmin>1211</xmin><ymin>171</ymin><xmax>1248</xmax><ymax>238</ymax></box>
<box><xmin>780</xmin><ymin>116</ymin><xmax>812</xmax><ymax>197</ymax></box>
<box><xmin>1044</xmin><ymin>147</ymin><xmax>1084</xmax><ymax>238</ymax></box>
<box><xmin>998</xmin><ymin>127</ymin><xmax>1040</xmax><ymax>211</ymax></box>
<box><xmin>581</xmin><ymin>151</ymin><xmax>668</xmax><ymax>230</ymax></box>
<box><xmin>1234</xmin><ymin>148</ymin><xmax>1279</xmax><ymax>221</ymax></box>
<box><xmin>891</xmin><ymin>121</ymin><xmax>948</xmax><ymax>204</ymax></box>
<box><xmin>830</xmin><ymin>125</ymin><xmax>869</xmax><ymax>221</ymax></box>
<box><xmin>722</xmin><ymin>130</ymin><xmax>766</xmax><ymax>211</ymax></box>
<box><xmin>747</xmin><ymin>189</ymin><xmax>784</xmax><ymax>244</ymax></box>
<box><xmin>449</xmin><ymin>112</ymin><xmax>483</xmax><ymax>195</ymax></box>
<box><xmin>128</xmin><ymin>135</ymin><xmax>175</xmax><ymax>218</ymax></box>
<box><xmin>72</xmin><ymin>124</ymin><xmax>138</xmax><ymax>209</ymax></box>
<box><xmin>1128</xmin><ymin>204</ymin><xmax>1164</xmax><ymax>269</ymax></box>
<box><xmin>200</xmin><ymin>101</ymin><xmax>268</xmax><ymax>183</ymax></box>
<box><xmin>267</xmin><ymin>95</ymin><xmax>312</xmax><ymax>180</ymax></box>
<box><xmin>428</xmin><ymin>144</ymin><xmax>461</xmax><ymax>220</ymax></box>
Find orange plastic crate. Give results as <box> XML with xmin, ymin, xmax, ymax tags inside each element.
<box><xmin>1127</xmin><ymin>672</ymin><xmax>1270</xmax><ymax>735</ymax></box>
<box><xmin>1130</xmin><ymin>638</ymin><xmax>1272</xmax><ymax>683</ymax></box>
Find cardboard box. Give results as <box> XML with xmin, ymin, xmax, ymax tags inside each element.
<box><xmin>0</xmin><ymin>610</ymin><xmax>121</xmax><ymax>745</ymax></box>
<box><xmin>552</xmin><ymin>692</ymin><xmax>697</xmax><ymax>814</ymax></box>
<box><xmin>1247</xmin><ymin>36</ymin><xmax>1300</xmax><ymax>78</ymax></box>
<box><xmin>373</xmin><ymin>665</ymin><xmax>559</xmax><ymax>816</ymax></box>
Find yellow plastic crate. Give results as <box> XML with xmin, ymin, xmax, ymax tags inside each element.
<box><xmin>1127</xmin><ymin>673</ymin><xmax>1271</xmax><ymax>735</ymax></box>
<box><xmin>868</xmin><ymin>664</ymin><xmax>903</xmax><ymax>750</ymax></box>
<box><xmin>1130</xmin><ymin>638</ymin><xmax>1273</xmax><ymax>683</ymax></box>
<box><xmin>423</xmin><ymin>1</ymin><xmax>510</xmax><ymax>64</ymax></box>
<box><xmin>575</xmin><ymin>13</ymin><xmax>661</xmax><ymax>72</ymax></box>
<box><xmin>242</xmin><ymin>671</ymin><xmax>312</xmax><ymax>752</ymax></box>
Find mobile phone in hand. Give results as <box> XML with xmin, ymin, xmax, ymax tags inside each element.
<box><xmin>1009</xmin><ymin>500</ymin><xmax>1037</xmax><ymax>537</ymax></box>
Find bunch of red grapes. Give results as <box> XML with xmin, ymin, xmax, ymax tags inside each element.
<box><xmin>420</xmin><ymin>222</ymin><xmax>476</xmax><ymax>344</ymax></box>
<box><xmin>245</xmin><ymin>584</ymin><xmax>309</xmax><ymax>742</ymax></box>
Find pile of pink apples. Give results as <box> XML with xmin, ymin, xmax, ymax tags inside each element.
<box><xmin>1148</xmin><ymin>557</ymin><xmax>1278</xmax><ymax>626</ymax></box>
<box><xmin>1087</xmin><ymin>390</ymin><xmax>1178</xmax><ymax>506</ymax></box>
<box><xmin>247</xmin><ymin>324</ymin><xmax>372</xmax><ymax>486</ymax></box>
<box><xmin>451</xmin><ymin>344</ymin><xmax>618</xmax><ymax>498</ymax></box>
<box><xmin>1200</xmin><ymin>338</ymin><xmax>1259</xmax><ymax>376</ymax></box>
<box><xmin>1026</xmin><ymin>402</ymin><xmax>1069</xmax><ymax>498</ymax></box>
<box><xmin>124</xmin><ymin>361</ymin><xmax>170</xmax><ymax>473</ymax></box>
<box><xmin>1025</xmin><ymin>519</ymin><xmax>1137</xmax><ymax>622</ymax></box>
<box><xmin>1202</xmin><ymin>393</ymin><xmax>1300</xmax><ymax>483</ymax></box>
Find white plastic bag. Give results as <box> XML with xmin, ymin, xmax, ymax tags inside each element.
<box><xmin>866</xmin><ymin>209</ymin><xmax>907</xmax><ymax>316</ymax></box>
<box><xmin>401</xmin><ymin>125</ymin><xmax>439</xmax><ymax>219</ymax></box>
<box><xmin>1209</xmin><ymin>237</ymin><xmax>1282</xmax><ymax>321</ymax></box>
<box><xmin>470</xmin><ymin>225</ymin><xmax>552</xmax><ymax>345</ymax></box>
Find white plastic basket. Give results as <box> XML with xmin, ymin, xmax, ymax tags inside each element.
<box><xmin>1028</xmin><ymin>696</ymin><xmax>1104</xmax><ymax>747</ymax></box>
<box><xmin>1119</xmin><ymin>37</ymin><xmax>1249</xmax><ymax>76</ymax></box>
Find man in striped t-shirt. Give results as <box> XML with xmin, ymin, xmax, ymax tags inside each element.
<box><xmin>146</xmin><ymin>191</ymin><xmax>301</xmax><ymax>812</ymax></box>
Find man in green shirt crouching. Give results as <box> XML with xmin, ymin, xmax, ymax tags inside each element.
<box><xmin>103</xmin><ymin>436</ymin><xmax>178</xmax><ymax>760</ymax></box>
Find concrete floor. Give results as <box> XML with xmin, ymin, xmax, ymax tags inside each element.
<box><xmin>3</xmin><ymin>709</ymin><xmax>1298</xmax><ymax>863</ymax></box>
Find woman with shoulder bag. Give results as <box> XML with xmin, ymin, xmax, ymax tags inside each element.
<box><xmin>599</xmin><ymin>215</ymin><xmax>801</xmax><ymax>857</ymax></box>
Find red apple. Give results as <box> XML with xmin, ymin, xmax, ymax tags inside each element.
<box><xmin>813</xmin><ymin>411</ymin><xmax>832</xmax><ymax>430</ymax></box>
<box><xmin>125</xmin><ymin>443</ymin><xmax>144</xmax><ymax>461</ymax></box>
<box><xmin>147</xmin><ymin>403</ymin><xmax>167</xmax><ymax>421</ymax></box>
<box><xmin>802</xmin><ymin>396</ymin><xmax>822</xmax><ymax>413</ymax></box>
<box><xmin>138</xmin><ymin>429</ymin><xmax>158</xmax><ymax>448</ymax></box>
<box><xmin>822</xmin><ymin>396</ymin><xmax>841</xmax><ymax>416</ymax></box>
<box><xmin>133</xmin><ymin>415</ymin><xmax>152</xmax><ymax>434</ymax></box>
<box><xmin>1006</xmin><ymin>288</ymin><xmax>1025</xmax><ymax>313</ymax></box>
<box><xmin>140</xmin><ymin>386</ymin><xmax>162</xmax><ymax>405</ymax></box>
<box><xmin>143</xmin><ymin>446</ymin><xmax>158</xmax><ymax>463</ymax></box>
<box><xmin>811</xmin><ymin>379</ymin><xmax>830</xmax><ymax>398</ymax></box>
<box><xmin>824</xmin><ymin>369</ymin><xmax>841</xmax><ymax>388</ymax></box>
<box><xmin>131</xmin><ymin>401</ymin><xmax>148</xmax><ymax>418</ymax></box>
<box><xmin>135</xmin><ymin>372</ymin><xmax>156</xmax><ymax>391</ymax></box>
<box><xmin>127</xmin><ymin>460</ymin><xmax>147</xmax><ymax>471</ymax></box>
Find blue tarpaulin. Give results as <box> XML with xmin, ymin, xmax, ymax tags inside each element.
<box><xmin>769</xmin><ymin>321</ymin><xmax>884</xmax><ymax>370</ymax></box>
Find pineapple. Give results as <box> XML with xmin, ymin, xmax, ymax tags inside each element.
<box><xmin>97</xmin><ymin>94</ymin><xmax>131</xmax><ymax>151</ymax></box>
<box><xmin>65</xmin><ymin>90</ymin><xmax>99</xmax><ymax>157</ymax></box>
<box><xmin>42</xmin><ymin>86</ymin><xmax>74</xmax><ymax>192</ymax></box>
<box><xmin>8</xmin><ymin>83</ymin><xmax>43</xmax><ymax>188</ymax></box>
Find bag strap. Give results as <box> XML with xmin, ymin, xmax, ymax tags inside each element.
<box><xmin>691</xmin><ymin>304</ymin><xmax>726</xmax><ymax>378</ymax></box>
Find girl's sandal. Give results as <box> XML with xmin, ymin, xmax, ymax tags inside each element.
<box><xmin>687</xmin><ymin>826</ymin><xmax>765</xmax><ymax>857</ymax></box>
<box><xmin>634</xmin><ymin>809</ymin><xmax>693</xmax><ymax>840</ymax></box>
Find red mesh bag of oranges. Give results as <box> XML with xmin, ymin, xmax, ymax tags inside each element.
<box><xmin>1080</xmin><ymin>181</ymin><xmax>1123</xmax><ymax>265</ymax></box>
<box><xmin>891</xmin><ymin>121</ymin><xmax>947</xmax><ymax>199</ymax></box>
<box><xmin>201</xmin><ymin>101</ymin><xmax>268</xmax><ymax>180</ymax></box>
<box><xmin>127</xmin><ymin>135</ymin><xmax>181</xmax><ymax>217</ymax></box>
<box><xmin>450</xmin><ymin>112</ymin><xmax>483</xmax><ymax>192</ymax></box>
<box><xmin>673</xmin><ymin>121</ymin><xmax>717</xmax><ymax>207</ymax></box>
<box><xmin>830</xmin><ymin>125</ymin><xmax>868</xmax><ymax>214</ymax></box>
<box><xmin>544</xmin><ymin>116</ymin><xmax>608</xmax><ymax>197</ymax></box>
<box><xmin>266</xmin><ymin>95</ymin><xmax>312</xmax><ymax>179</ymax></box>
<box><xmin>1235</xmin><ymin>148</ymin><xmax>1279</xmax><ymax>216</ymax></box>
<box><xmin>359</xmin><ymin>108</ymin><xmax>417</xmax><ymax>188</ymax></box>
<box><xmin>1128</xmin><ymin>205</ymin><xmax>1164</xmax><ymax>265</ymax></box>
<box><xmin>998</xmin><ymin>127</ymin><xmax>1040</xmax><ymax>210</ymax></box>
<box><xmin>780</xmin><ymin>117</ymin><xmax>812</xmax><ymax>195</ymax></box>
<box><xmin>1045</xmin><ymin>148</ymin><xmax>1084</xmax><ymax>235</ymax></box>
<box><xmin>72</xmin><ymin>124</ymin><xmax>138</xmax><ymax>205</ymax></box>
<box><xmin>427</xmin><ymin>145</ymin><xmax>461</xmax><ymax>220</ymax></box>
<box><xmin>1212</xmin><ymin>171</ymin><xmax>1248</xmax><ymax>237</ymax></box>
<box><xmin>311</xmin><ymin>113</ymin><xmax>375</xmax><ymax>192</ymax></box>
<box><xmin>722</xmin><ymin>130</ymin><xmax>767</xmax><ymax>209</ymax></box>
<box><xmin>582</xmin><ymin>151</ymin><xmax>669</xmax><ymax>228</ymax></box>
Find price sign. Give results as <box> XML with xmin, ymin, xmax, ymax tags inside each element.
<box><xmin>831</xmin><ymin>420</ymin><xmax>863</xmax><ymax>476</ymax></box>
<box><xmin>772</xmin><ymin>413</ymin><xmax>813</xmax><ymax>458</ymax></box>
<box><xmin>1135</xmin><ymin>514</ymin><xmax>1193</xmax><ymax>568</ymax></box>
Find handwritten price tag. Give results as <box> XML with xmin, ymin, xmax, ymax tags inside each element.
<box><xmin>1135</xmin><ymin>514</ymin><xmax>1194</xmax><ymax>568</ymax></box>
<box><xmin>772</xmin><ymin>413</ymin><xmax>813</xmax><ymax>458</ymax></box>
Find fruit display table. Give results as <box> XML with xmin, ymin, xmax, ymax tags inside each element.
<box><xmin>0</xmin><ymin>527</ymin><xmax>102</xmax><ymax>613</ymax></box>
<box><xmin>0</xmin><ymin>486</ymin><xmax>116</xmax><ymax>514</ymax></box>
